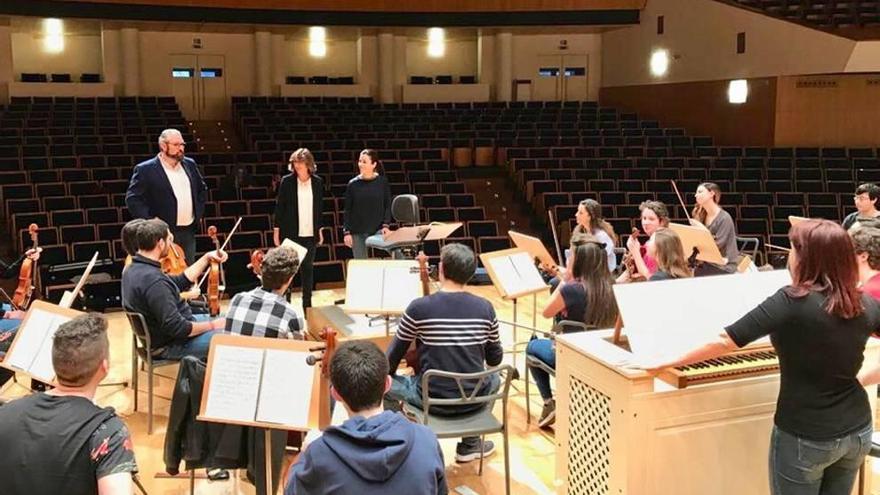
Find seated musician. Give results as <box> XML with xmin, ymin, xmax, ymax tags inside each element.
<box><xmin>121</xmin><ymin>218</ymin><xmax>226</xmax><ymax>361</ymax></box>
<box><xmin>843</xmin><ymin>182</ymin><xmax>880</xmax><ymax>231</ymax></box>
<box><xmin>574</xmin><ymin>199</ymin><xmax>618</xmax><ymax>272</ymax></box>
<box><xmin>636</xmin><ymin>219</ymin><xmax>880</xmax><ymax>495</ymax></box>
<box><xmin>548</xmin><ymin>227</ymin><xmax>599</xmax><ymax>290</ymax></box>
<box><xmin>626</xmin><ymin>228</ymin><xmax>692</xmax><ymax>282</ymax></box>
<box><xmin>617</xmin><ymin>200</ymin><xmax>669</xmax><ymax>282</ymax></box>
<box><xmin>0</xmin><ymin>247</ymin><xmax>42</xmax><ymax>350</ymax></box>
<box><xmin>526</xmin><ymin>241</ymin><xmax>619</xmax><ymax>428</ymax></box>
<box><xmin>285</xmin><ymin>341</ymin><xmax>447</xmax><ymax>495</ymax></box>
<box><xmin>385</xmin><ymin>243</ymin><xmax>503</xmax><ymax>462</ymax></box>
<box><xmin>225</xmin><ymin>246</ymin><xmax>304</xmax><ymax>339</ymax></box>
<box><xmin>850</xmin><ymin>226</ymin><xmax>880</xmax><ymax>300</ymax></box>
<box><xmin>0</xmin><ymin>314</ymin><xmax>139</xmax><ymax>495</ymax></box>
<box><xmin>691</xmin><ymin>182</ymin><xmax>739</xmax><ymax>276</ymax></box>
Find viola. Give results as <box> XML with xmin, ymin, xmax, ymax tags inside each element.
<box><xmin>160</xmin><ymin>241</ymin><xmax>188</xmax><ymax>276</ymax></box>
<box><xmin>247</xmin><ymin>249</ymin><xmax>265</xmax><ymax>278</ymax></box>
<box><xmin>206</xmin><ymin>226</ymin><xmax>222</xmax><ymax>317</ymax></box>
<box><xmin>12</xmin><ymin>224</ymin><xmax>39</xmax><ymax>310</ymax></box>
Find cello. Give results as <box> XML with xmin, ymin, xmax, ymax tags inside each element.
<box><xmin>12</xmin><ymin>224</ymin><xmax>40</xmax><ymax>310</ymax></box>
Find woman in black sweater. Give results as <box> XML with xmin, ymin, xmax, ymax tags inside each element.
<box><xmin>636</xmin><ymin>219</ymin><xmax>880</xmax><ymax>495</ymax></box>
<box><xmin>343</xmin><ymin>149</ymin><xmax>391</xmax><ymax>259</ymax></box>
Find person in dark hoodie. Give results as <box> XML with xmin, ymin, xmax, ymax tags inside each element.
<box><xmin>285</xmin><ymin>340</ymin><xmax>447</xmax><ymax>495</ymax></box>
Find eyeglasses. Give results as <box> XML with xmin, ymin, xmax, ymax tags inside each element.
<box><xmin>168</xmin><ymin>142</ymin><xmax>186</xmax><ymax>147</ymax></box>
<box><xmin>854</xmin><ymin>195</ymin><xmax>871</xmax><ymax>201</ymax></box>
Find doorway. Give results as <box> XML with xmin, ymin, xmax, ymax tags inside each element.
<box><xmin>531</xmin><ymin>54</ymin><xmax>588</xmax><ymax>102</ymax></box>
<box><xmin>169</xmin><ymin>54</ymin><xmax>228</xmax><ymax>121</ymax></box>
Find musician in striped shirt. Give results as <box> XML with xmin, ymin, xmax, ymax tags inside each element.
<box><xmin>386</xmin><ymin>243</ymin><xmax>503</xmax><ymax>463</ymax></box>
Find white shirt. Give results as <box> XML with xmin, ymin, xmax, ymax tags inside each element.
<box><xmin>159</xmin><ymin>154</ymin><xmax>194</xmax><ymax>227</ymax></box>
<box><xmin>297</xmin><ymin>177</ymin><xmax>314</xmax><ymax>237</ymax></box>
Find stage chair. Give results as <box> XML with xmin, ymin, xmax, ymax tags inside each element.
<box><xmin>402</xmin><ymin>364</ymin><xmax>515</xmax><ymax>495</ymax></box>
<box><xmin>365</xmin><ymin>194</ymin><xmax>421</xmax><ymax>259</ymax></box>
<box><xmin>126</xmin><ymin>311</ymin><xmax>180</xmax><ymax>435</ymax></box>
<box><xmin>523</xmin><ymin>320</ymin><xmax>591</xmax><ymax>424</ymax></box>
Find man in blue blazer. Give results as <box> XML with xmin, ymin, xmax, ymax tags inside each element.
<box><xmin>126</xmin><ymin>129</ymin><xmax>207</xmax><ymax>264</ymax></box>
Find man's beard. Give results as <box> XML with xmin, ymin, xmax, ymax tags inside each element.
<box><xmin>164</xmin><ymin>150</ymin><xmax>184</xmax><ymax>163</ymax></box>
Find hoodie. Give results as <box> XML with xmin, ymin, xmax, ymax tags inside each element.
<box><xmin>286</xmin><ymin>410</ymin><xmax>447</xmax><ymax>495</ymax></box>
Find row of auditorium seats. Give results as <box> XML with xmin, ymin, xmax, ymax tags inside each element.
<box><xmin>732</xmin><ymin>0</ymin><xmax>880</xmax><ymax>27</ymax></box>
<box><xmin>20</xmin><ymin>73</ymin><xmax>102</xmax><ymax>83</ymax></box>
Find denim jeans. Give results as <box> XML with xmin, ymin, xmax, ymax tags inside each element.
<box><xmin>387</xmin><ymin>372</ymin><xmax>501</xmax><ymax>448</ymax></box>
<box><xmin>351</xmin><ymin>233</ymin><xmax>372</xmax><ymax>259</ymax></box>
<box><xmin>526</xmin><ymin>338</ymin><xmax>555</xmax><ymax>400</ymax></box>
<box><xmin>0</xmin><ymin>304</ymin><xmax>22</xmax><ymax>354</ymax></box>
<box><xmin>769</xmin><ymin>424</ymin><xmax>873</xmax><ymax>495</ymax></box>
<box><xmin>157</xmin><ymin>314</ymin><xmax>218</xmax><ymax>361</ymax></box>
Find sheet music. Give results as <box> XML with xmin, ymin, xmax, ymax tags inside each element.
<box><xmin>486</xmin><ymin>257</ymin><xmax>526</xmax><ymax>297</ymax></box>
<box><xmin>615</xmin><ymin>270</ymin><xmax>791</xmax><ymax>359</ymax></box>
<box><xmin>6</xmin><ymin>308</ymin><xmax>70</xmax><ymax>381</ymax></box>
<box><xmin>281</xmin><ymin>239</ymin><xmax>309</xmax><ymax>265</ymax></box>
<box><xmin>344</xmin><ymin>264</ymin><xmax>383</xmax><ymax>311</ymax></box>
<box><xmin>381</xmin><ymin>265</ymin><xmax>421</xmax><ymax>312</ymax></box>
<box><xmin>256</xmin><ymin>349</ymin><xmax>314</xmax><ymax>426</ymax></box>
<box><xmin>509</xmin><ymin>252</ymin><xmax>546</xmax><ymax>292</ymax></box>
<box><xmin>203</xmin><ymin>345</ymin><xmax>264</xmax><ymax>423</ymax></box>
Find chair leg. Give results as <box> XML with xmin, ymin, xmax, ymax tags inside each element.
<box><xmin>504</xmin><ymin>427</ymin><xmax>511</xmax><ymax>495</ymax></box>
<box><xmin>131</xmin><ymin>338</ymin><xmax>139</xmax><ymax>413</ymax></box>
<box><xmin>147</xmin><ymin>363</ymin><xmax>154</xmax><ymax>435</ymax></box>
<box><xmin>478</xmin><ymin>434</ymin><xmax>485</xmax><ymax>475</ymax></box>
<box><xmin>525</xmin><ymin>366</ymin><xmax>531</xmax><ymax>424</ymax></box>
<box><xmin>189</xmin><ymin>469</ymin><xmax>195</xmax><ymax>495</ymax></box>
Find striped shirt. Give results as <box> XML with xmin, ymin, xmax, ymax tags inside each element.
<box><xmin>387</xmin><ymin>291</ymin><xmax>503</xmax><ymax>407</ymax></box>
<box><xmin>224</xmin><ymin>287</ymin><xmax>304</xmax><ymax>340</ymax></box>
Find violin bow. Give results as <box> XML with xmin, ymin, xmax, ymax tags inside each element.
<box><xmin>197</xmin><ymin>217</ymin><xmax>243</xmax><ymax>288</ymax></box>
<box><xmin>547</xmin><ymin>209</ymin><xmax>564</xmax><ymax>268</ymax></box>
<box><xmin>670</xmin><ymin>180</ymin><xmax>693</xmax><ymax>222</ymax></box>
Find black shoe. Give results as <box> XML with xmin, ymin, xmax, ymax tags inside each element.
<box><xmin>538</xmin><ymin>399</ymin><xmax>556</xmax><ymax>429</ymax></box>
<box><xmin>455</xmin><ymin>440</ymin><xmax>496</xmax><ymax>462</ymax></box>
<box><xmin>207</xmin><ymin>468</ymin><xmax>229</xmax><ymax>481</ymax></box>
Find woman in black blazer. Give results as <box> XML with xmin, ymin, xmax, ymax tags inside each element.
<box><xmin>273</xmin><ymin>148</ymin><xmax>324</xmax><ymax>311</ymax></box>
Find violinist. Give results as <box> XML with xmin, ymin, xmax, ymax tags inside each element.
<box><xmin>574</xmin><ymin>199</ymin><xmax>618</xmax><ymax>272</ymax></box>
<box><xmin>0</xmin><ymin>248</ymin><xmax>42</xmax><ymax>351</ymax></box>
<box><xmin>617</xmin><ymin>200</ymin><xmax>669</xmax><ymax>282</ymax></box>
<box><xmin>625</xmin><ymin>228</ymin><xmax>692</xmax><ymax>282</ymax></box>
<box><xmin>691</xmin><ymin>182</ymin><xmax>739</xmax><ymax>276</ymax></box>
<box><xmin>225</xmin><ymin>246</ymin><xmax>305</xmax><ymax>340</ymax></box>
<box><xmin>121</xmin><ymin>218</ymin><xmax>226</xmax><ymax>361</ymax></box>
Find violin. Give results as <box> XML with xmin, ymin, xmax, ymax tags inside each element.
<box><xmin>159</xmin><ymin>241</ymin><xmax>188</xmax><ymax>276</ymax></box>
<box><xmin>247</xmin><ymin>249</ymin><xmax>265</xmax><ymax>278</ymax></box>
<box><xmin>12</xmin><ymin>224</ymin><xmax>39</xmax><ymax>310</ymax></box>
<box><xmin>206</xmin><ymin>226</ymin><xmax>222</xmax><ymax>317</ymax></box>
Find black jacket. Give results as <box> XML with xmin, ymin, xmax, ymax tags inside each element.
<box><xmin>274</xmin><ymin>173</ymin><xmax>324</xmax><ymax>240</ymax></box>
<box><xmin>164</xmin><ymin>356</ymin><xmax>286</xmax><ymax>493</ymax></box>
<box><xmin>125</xmin><ymin>155</ymin><xmax>208</xmax><ymax>226</ymax></box>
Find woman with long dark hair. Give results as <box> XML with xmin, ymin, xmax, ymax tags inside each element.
<box><xmin>273</xmin><ymin>148</ymin><xmax>324</xmax><ymax>310</ymax></box>
<box><xmin>526</xmin><ymin>241</ymin><xmax>619</xmax><ymax>428</ymax></box>
<box><xmin>637</xmin><ymin>219</ymin><xmax>880</xmax><ymax>495</ymax></box>
<box><xmin>692</xmin><ymin>182</ymin><xmax>739</xmax><ymax>275</ymax></box>
<box><xmin>343</xmin><ymin>149</ymin><xmax>391</xmax><ymax>259</ymax></box>
<box><xmin>574</xmin><ymin>199</ymin><xmax>618</xmax><ymax>272</ymax></box>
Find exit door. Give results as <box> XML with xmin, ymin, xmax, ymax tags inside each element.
<box><xmin>532</xmin><ymin>54</ymin><xmax>588</xmax><ymax>102</ymax></box>
<box><xmin>170</xmin><ymin>54</ymin><xmax>228</xmax><ymax>120</ymax></box>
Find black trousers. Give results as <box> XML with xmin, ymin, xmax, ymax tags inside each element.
<box><xmin>171</xmin><ymin>223</ymin><xmax>197</xmax><ymax>266</ymax></box>
<box><xmin>289</xmin><ymin>236</ymin><xmax>316</xmax><ymax>310</ymax></box>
